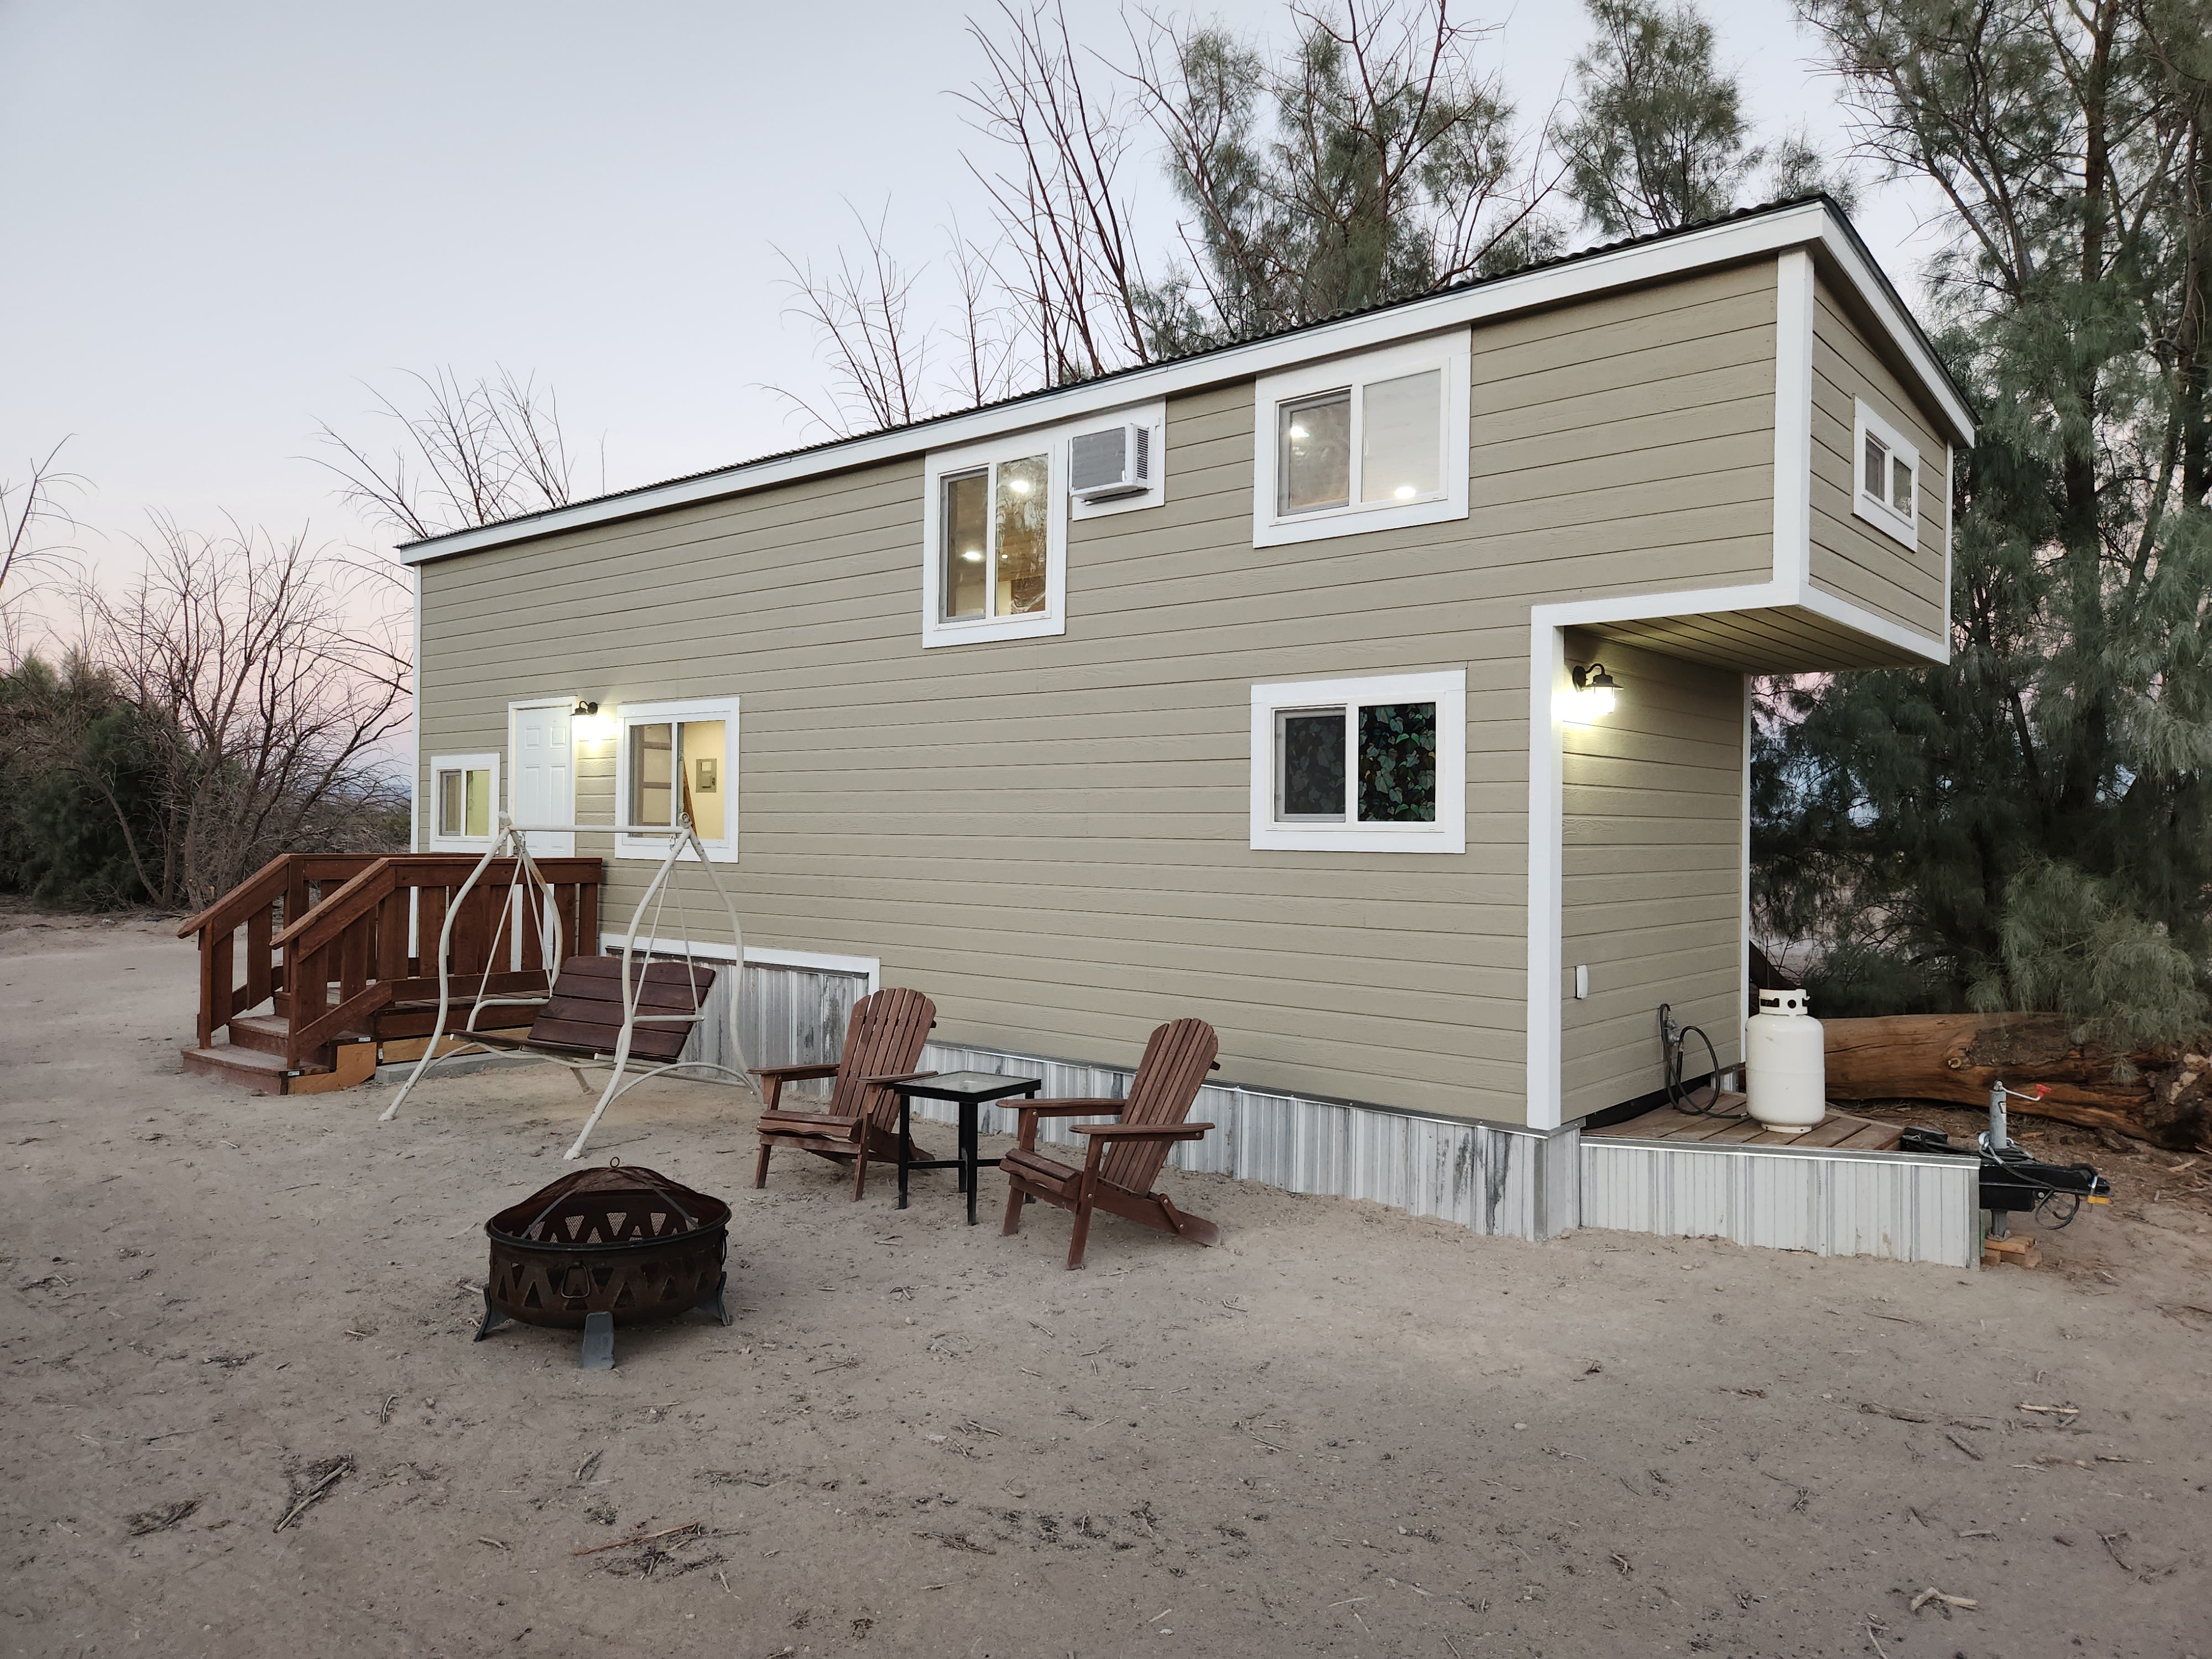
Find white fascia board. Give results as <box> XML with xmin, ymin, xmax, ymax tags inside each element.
<box><xmin>1809</xmin><ymin>220</ymin><xmax>1976</xmax><ymax>446</ymax></box>
<box><xmin>399</xmin><ymin>200</ymin><xmax>1968</xmax><ymax>567</ymax></box>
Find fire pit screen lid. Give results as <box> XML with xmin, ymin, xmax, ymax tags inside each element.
<box><xmin>489</xmin><ymin>1159</ymin><xmax>728</xmax><ymax>1248</ymax></box>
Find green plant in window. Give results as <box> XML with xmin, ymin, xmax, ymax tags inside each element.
<box><xmin>1358</xmin><ymin>702</ymin><xmax>1436</xmax><ymax>822</ymax></box>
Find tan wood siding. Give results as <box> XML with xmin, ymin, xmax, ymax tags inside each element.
<box><xmin>1808</xmin><ymin>273</ymin><xmax>1949</xmax><ymax>639</ymax></box>
<box><xmin>1559</xmin><ymin>632</ymin><xmax>1744</xmax><ymax>1119</ymax></box>
<box><xmin>417</xmin><ymin>262</ymin><xmax>1780</xmax><ymax>1126</ymax></box>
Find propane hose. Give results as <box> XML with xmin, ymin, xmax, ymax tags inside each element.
<box><xmin>1658</xmin><ymin>1003</ymin><xmax>1728</xmax><ymax>1115</ymax></box>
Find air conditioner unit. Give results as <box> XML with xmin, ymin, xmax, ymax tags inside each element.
<box><xmin>1069</xmin><ymin>422</ymin><xmax>1152</xmax><ymax>502</ymax></box>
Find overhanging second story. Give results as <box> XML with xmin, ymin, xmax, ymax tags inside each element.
<box><xmin>399</xmin><ymin>194</ymin><xmax>1973</xmax><ymax>681</ymax></box>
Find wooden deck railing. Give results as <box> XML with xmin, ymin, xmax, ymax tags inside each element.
<box><xmin>177</xmin><ymin>853</ymin><xmax>603</xmax><ymax>1070</ymax></box>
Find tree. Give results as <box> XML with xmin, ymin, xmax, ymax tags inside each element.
<box><xmin>1755</xmin><ymin>0</ymin><xmax>2212</xmax><ymax>1050</ymax></box>
<box><xmin>1557</xmin><ymin>0</ymin><xmax>1854</xmax><ymax>238</ymax></box>
<box><xmin>1126</xmin><ymin>0</ymin><xmax>1554</xmax><ymax>352</ymax></box>
<box><xmin>769</xmin><ymin>0</ymin><xmax>1561</xmax><ymax>425</ymax></box>
<box><xmin>310</xmin><ymin>367</ymin><xmax>589</xmax><ymax>542</ymax></box>
<box><xmin>0</xmin><ymin>653</ymin><xmax>159</xmax><ymax>909</ymax></box>
<box><xmin>1</xmin><ymin>442</ymin><xmax>84</xmax><ymax>650</ymax></box>
<box><xmin>65</xmin><ymin>519</ymin><xmax>411</xmax><ymax>907</ymax></box>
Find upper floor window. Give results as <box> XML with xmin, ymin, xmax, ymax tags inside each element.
<box><xmin>427</xmin><ymin>752</ymin><xmax>499</xmax><ymax>851</ymax></box>
<box><xmin>1852</xmin><ymin>397</ymin><xmax>1919</xmax><ymax>550</ymax></box>
<box><xmin>922</xmin><ymin>432</ymin><xmax>1067</xmax><ymax>648</ymax></box>
<box><xmin>615</xmin><ymin>697</ymin><xmax>736</xmax><ymax>862</ymax></box>
<box><xmin>1252</xmin><ymin>333</ymin><xmax>1470</xmax><ymax>547</ymax></box>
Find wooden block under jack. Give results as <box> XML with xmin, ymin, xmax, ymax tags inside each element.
<box><xmin>1983</xmin><ymin>1234</ymin><xmax>2042</xmax><ymax>1269</ymax></box>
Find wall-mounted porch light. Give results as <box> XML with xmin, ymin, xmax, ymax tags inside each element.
<box><xmin>1571</xmin><ymin>662</ymin><xmax>1618</xmax><ymax>714</ymax></box>
<box><xmin>1559</xmin><ymin>661</ymin><xmax>1620</xmax><ymax>725</ymax></box>
<box><xmin>572</xmin><ymin>699</ymin><xmax>615</xmax><ymax>743</ymax></box>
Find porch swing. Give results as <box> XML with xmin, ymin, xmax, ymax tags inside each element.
<box><xmin>380</xmin><ymin>779</ymin><xmax>761</xmax><ymax>1160</ymax></box>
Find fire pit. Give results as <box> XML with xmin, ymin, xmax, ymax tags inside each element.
<box><xmin>474</xmin><ymin>1161</ymin><xmax>731</xmax><ymax>1369</ymax></box>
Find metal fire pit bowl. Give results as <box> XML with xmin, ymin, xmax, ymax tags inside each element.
<box><xmin>474</xmin><ymin>1160</ymin><xmax>732</xmax><ymax>1370</ymax></box>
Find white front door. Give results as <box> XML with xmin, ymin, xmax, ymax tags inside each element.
<box><xmin>509</xmin><ymin>701</ymin><xmax>575</xmax><ymax>856</ymax></box>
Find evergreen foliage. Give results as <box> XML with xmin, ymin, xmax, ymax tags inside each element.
<box><xmin>1755</xmin><ymin>0</ymin><xmax>2212</xmax><ymax>1046</ymax></box>
<box><xmin>0</xmin><ymin>655</ymin><xmax>163</xmax><ymax>909</ymax></box>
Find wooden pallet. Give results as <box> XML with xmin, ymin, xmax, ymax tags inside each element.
<box><xmin>1585</xmin><ymin>1093</ymin><xmax>1905</xmax><ymax>1152</ymax></box>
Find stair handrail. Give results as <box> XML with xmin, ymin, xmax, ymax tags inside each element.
<box><xmin>273</xmin><ymin>857</ymin><xmax>397</xmax><ymax>954</ymax></box>
<box><xmin>175</xmin><ymin>853</ymin><xmax>295</xmax><ymax>941</ymax></box>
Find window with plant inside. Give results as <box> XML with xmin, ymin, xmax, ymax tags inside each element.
<box><xmin>1249</xmin><ymin>670</ymin><xmax>1466</xmax><ymax>852</ymax></box>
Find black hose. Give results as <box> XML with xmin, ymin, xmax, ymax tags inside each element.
<box><xmin>1659</xmin><ymin>1004</ymin><xmax>1727</xmax><ymax>1115</ymax></box>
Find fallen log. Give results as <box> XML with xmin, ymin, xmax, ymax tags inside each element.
<box><xmin>1820</xmin><ymin>1013</ymin><xmax>2212</xmax><ymax>1151</ymax></box>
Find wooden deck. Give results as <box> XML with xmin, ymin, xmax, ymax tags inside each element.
<box><xmin>1586</xmin><ymin>1093</ymin><xmax>1905</xmax><ymax>1152</ymax></box>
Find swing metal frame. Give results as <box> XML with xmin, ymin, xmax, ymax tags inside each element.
<box><xmin>381</xmin><ymin>811</ymin><xmax>760</xmax><ymax>1159</ymax></box>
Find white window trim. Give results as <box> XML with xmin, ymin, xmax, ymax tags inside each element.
<box><xmin>1851</xmin><ymin>396</ymin><xmax>1920</xmax><ymax>550</ymax></box>
<box><xmin>613</xmin><ymin>696</ymin><xmax>738</xmax><ymax>863</ymax></box>
<box><xmin>1252</xmin><ymin>332</ymin><xmax>1470</xmax><ymax>548</ymax></box>
<box><xmin>1067</xmin><ymin>398</ymin><xmax>1167</xmax><ymax>521</ymax></box>
<box><xmin>1249</xmin><ymin>669</ymin><xmax>1466</xmax><ymax>853</ymax></box>
<box><xmin>426</xmin><ymin>751</ymin><xmax>500</xmax><ymax>852</ymax></box>
<box><xmin>921</xmin><ymin>427</ymin><xmax>1070</xmax><ymax>649</ymax></box>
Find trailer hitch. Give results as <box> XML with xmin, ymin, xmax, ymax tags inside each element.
<box><xmin>1898</xmin><ymin>1078</ymin><xmax>2112</xmax><ymax>1235</ymax></box>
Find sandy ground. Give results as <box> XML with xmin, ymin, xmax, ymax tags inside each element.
<box><xmin>3</xmin><ymin>907</ymin><xmax>2209</xmax><ymax>1659</ymax></box>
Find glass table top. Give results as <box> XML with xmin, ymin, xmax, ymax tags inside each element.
<box><xmin>884</xmin><ymin>1070</ymin><xmax>1041</xmax><ymax>1098</ymax></box>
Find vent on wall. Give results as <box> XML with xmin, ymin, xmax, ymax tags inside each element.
<box><xmin>1070</xmin><ymin>422</ymin><xmax>1152</xmax><ymax>501</ymax></box>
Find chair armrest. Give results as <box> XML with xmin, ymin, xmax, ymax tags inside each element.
<box><xmin>751</xmin><ymin>1062</ymin><xmax>841</xmax><ymax>1082</ymax></box>
<box><xmin>1067</xmin><ymin>1122</ymin><xmax>1213</xmax><ymax>1141</ymax></box>
<box><xmin>1011</xmin><ymin>1098</ymin><xmax>1126</xmax><ymax>1118</ymax></box>
<box><xmin>859</xmin><ymin>1071</ymin><xmax>939</xmax><ymax>1087</ymax></box>
<box><xmin>1010</xmin><ymin>1097</ymin><xmax>1121</xmax><ymax>1152</ymax></box>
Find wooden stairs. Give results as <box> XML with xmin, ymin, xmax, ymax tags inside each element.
<box><xmin>176</xmin><ymin>853</ymin><xmax>602</xmax><ymax>1095</ymax></box>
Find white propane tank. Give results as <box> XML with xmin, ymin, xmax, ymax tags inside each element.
<box><xmin>1745</xmin><ymin>988</ymin><xmax>1825</xmax><ymax>1133</ymax></box>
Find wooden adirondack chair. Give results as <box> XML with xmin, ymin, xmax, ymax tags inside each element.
<box><xmin>999</xmin><ymin>1018</ymin><xmax>1220</xmax><ymax>1269</ymax></box>
<box><xmin>752</xmin><ymin>987</ymin><xmax>937</xmax><ymax>1198</ymax></box>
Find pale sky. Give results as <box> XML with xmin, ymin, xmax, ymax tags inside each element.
<box><xmin>2</xmin><ymin>0</ymin><xmax>1941</xmax><ymax>587</ymax></box>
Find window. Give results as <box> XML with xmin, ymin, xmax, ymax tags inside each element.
<box><xmin>615</xmin><ymin>698</ymin><xmax>737</xmax><ymax>861</ymax></box>
<box><xmin>1253</xmin><ymin>335</ymin><xmax>1470</xmax><ymax>547</ymax></box>
<box><xmin>1852</xmin><ymin>397</ymin><xmax>1921</xmax><ymax>550</ymax></box>
<box><xmin>922</xmin><ymin>432</ymin><xmax>1066</xmax><ymax>647</ymax></box>
<box><xmin>1249</xmin><ymin>670</ymin><xmax>1466</xmax><ymax>852</ymax></box>
<box><xmin>427</xmin><ymin>752</ymin><xmax>499</xmax><ymax>851</ymax></box>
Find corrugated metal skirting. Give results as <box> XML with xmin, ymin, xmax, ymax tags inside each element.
<box><xmin>1579</xmin><ymin>1137</ymin><xmax>1980</xmax><ymax>1267</ymax></box>
<box><xmin>675</xmin><ymin>959</ymin><xmax>867</xmax><ymax>1085</ymax></box>
<box><xmin>915</xmin><ymin>1042</ymin><xmax>1578</xmax><ymax>1244</ymax></box>
<box><xmin>666</xmin><ymin>958</ymin><xmax>1574</xmax><ymax>1241</ymax></box>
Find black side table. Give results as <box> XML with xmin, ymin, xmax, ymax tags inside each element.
<box><xmin>869</xmin><ymin>1070</ymin><xmax>1042</xmax><ymax>1224</ymax></box>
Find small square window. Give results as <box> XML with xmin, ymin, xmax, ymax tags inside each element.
<box><xmin>1852</xmin><ymin>398</ymin><xmax>1921</xmax><ymax>551</ymax></box>
<box><xmin>1251</xmin><ymin>671</ymin><xmax>1464</xmax><ymax>852</ymax></box>
<box><xmin>426</xmin><ymin>753</ymin><xmax>498</xmax><ymax>849</ymax></box>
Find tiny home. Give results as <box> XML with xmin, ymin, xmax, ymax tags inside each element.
<box><xmin>400</xmin><ymin>197</ymin><xmax>1980</xmax><ymax>1260</ymax></box>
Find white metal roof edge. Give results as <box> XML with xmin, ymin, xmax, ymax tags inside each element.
<box><xmin>399</xmin><ymin>199</ymin><xmax>1971</xmax><ymax>566</ymax></box>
